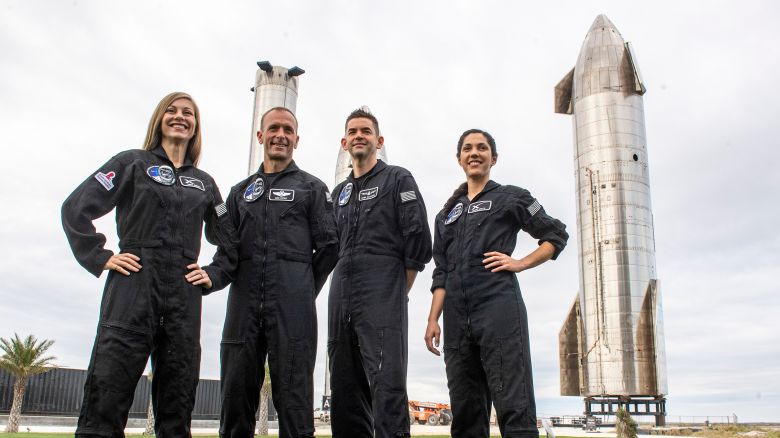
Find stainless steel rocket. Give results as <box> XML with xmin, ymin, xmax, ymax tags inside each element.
<box><xmin>334</xmin><ymin>105</ymin><xmax>388</xmax><ymax>186</ymax></box>
<box><xmin>247</xmin><ymin>61</ymin><xmax>304</xmax><ymax>175</ymax></box>
<box><xmin>555</xmin><ymin>15</ymin><xmax>668</xmax><ymax>401</ymax></box>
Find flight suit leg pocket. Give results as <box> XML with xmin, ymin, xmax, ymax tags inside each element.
<box><xmin>219</xmin><ymin>339</ymin><xmax>247</xmax><ymax>398</ymax></box>
<box><xmin>373</xmin><ymin>327</ymin><xmax>405</xmax><ymax>391</ymax></box>
<box><xmin>490</xmin><ymin>336</ymin><xmax>529</xmax><ymax>416</ymax></box>
<box><xmin>284</xmin><ymin>338</ymin><xmax>312</xmax><ymax>409</ymax></box>
<box><xmin>92</xmin><ymin>324</ymin><xmax>151</xmax><ymax>393</ymax></box>
<box><xmin>372</xmin><ymin>327</ymin><xmax>409</xmax><ymax>436</ymax></box>
<box><xmin>326</xmin><ymin>338</ymin><xmax>338</xmax><ymax>368</ymax></box>
<box><xmin>79</xmin><ymin>325</ymin><xmax>150</xmax><ymax>436</ymax></box>
<box><xmin>442</xmin><ymin>345</ymin><xmax>462</xmax><ymax>393</ymax></box>
<box><xmin>482</xmin><ymin>339</ymin><xmax>505</xmax><ymax>395</ymax></box>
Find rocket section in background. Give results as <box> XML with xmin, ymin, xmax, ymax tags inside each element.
<box><xmin>556</xmin><ymin>15</ymin><xmax>668</xmax><ymax>398</ymax></box>
<box><xmin>247</xmin><ymin>61</ymin><xmax>304</xmax><ymax>176</ymax></box>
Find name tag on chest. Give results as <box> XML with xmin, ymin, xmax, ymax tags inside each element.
<box><xmin>358</xmin><ymin>187</ymin><xmax>379</xmax><ymax>201</ymax></box>
<box><xmin>269</xmin><ymin>188</ymin><xmax>295</xmax><ymax>201</ymax></box>
<box><xmin>467</xmin><ymin>200</ymin><xmax>492</xmax><ymax>214</ymax></box>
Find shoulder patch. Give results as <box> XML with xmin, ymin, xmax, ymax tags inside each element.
<box><xmin>147</xmin><ymin>165</ymin><xmax>175</xmax><ymax>186</ymax></box>
<box><xmin>338</xmin><ymin>183</ymin><xmax>353</xmax><ymax>206</ymax></box>
<box><xmin>445</xmin><ymin>202</ymin><xmax>464</xmax><ymax>225</ymax></box>
<box><xmin>244</xmin><ymin>177</ymin><xmax>265</xmax><ymax>202</ymax></box>
<box><xmin>358</xmin><ymin>187</ymin><xmax>378</xmax><ymax>202</ymax></box>
<box><xmin>179</xmin><ymin>176</ymin><xmax>205</xmax><ymax>191</ymax></box>
<box><xmin>94</xmin><ymin>171</ymin><xmax>116</xmax><ymax>191</ymax></box>
<box><xmin>400</xmin><ymin>191</ymin><xmax>417</xmax><ymax>203</ymax></box>
<box><xmin>215</xmin><ymin>202</ymin><xmax>227</xmax><ymax>217</ymax></box>
<box><xmin>467</xmin><ymin>200</ymin><xmax>492</xmax><ymax>214</ymax></box>
<box><xmin>527</xmin><ymin>199</ymin><xmax>541</xmax><ymax>216</ymax></box>
<box><xmin>269</xmin><ymin>188</ymin><xmax>295</xmax><ymax>202</ymax></box>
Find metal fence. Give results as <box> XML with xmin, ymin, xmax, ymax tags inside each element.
<box><xmin>663</xmin><ymin>415</ymin><xmax>738</xmax><ymax>425</ymax></box>
<box><xmin>0</xmin><ymin>368</ymin><xmax>276</xmax><ymax>421</ymax></box>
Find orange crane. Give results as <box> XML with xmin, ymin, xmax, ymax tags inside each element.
<box><xmin>408</xmin><ymin>400</ymin><xmax>452</xmax><ymax>426</ymax></box>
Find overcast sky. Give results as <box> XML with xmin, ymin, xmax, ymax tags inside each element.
<box><xmin>1</xmin><ymin>0</ymin><xmax>778</xmax><ymax>423</ymax></box>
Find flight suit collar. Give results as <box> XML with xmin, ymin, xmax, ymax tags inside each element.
<box><xmin>465</xmin><ymin>179</ymin><xmax>500</xmax><ymax>202</ymax></box>
<box><xmin>257</xmin><ymin>160</ymin><xmax>300</xmax><ymax>177</ymax></box>
<box><xmin>150</xmin><ymin>146</ymin><xmax>194</xmax><ymax>169</ymax></box>
<box><xmin>347</xmin><ymin>159</ymin><xmax>387</xmax><ymax>184</ymax></box>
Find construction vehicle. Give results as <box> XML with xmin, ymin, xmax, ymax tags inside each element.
<box><xmin>408</xmin><ymin>400</ymin><xmax>452</xmax><ymax>426</ymax></box>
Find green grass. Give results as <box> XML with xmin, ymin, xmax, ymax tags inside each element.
<box><xmin>0</xmin><ymin>433</ymin><xmax>594</xmax><ymax>438</ymax></box>
<box><xmin>0</xmin><ymin>434</ymin><xmax>523</xmax><ymax>438</ymax></box>
<box><xmin>0</xmin><ymin>434</ymin><xmax>578</xmax><ymax>438</ymax></box>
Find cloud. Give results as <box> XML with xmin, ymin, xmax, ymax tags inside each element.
<box><xmin>1</xmin><ymin>0</ymin><xmax>778</xmax><ymax>423</ymax></box>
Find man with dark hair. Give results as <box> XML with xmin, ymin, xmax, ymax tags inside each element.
<box><xmin>203</xmin><ymin>107</ymin><xmax>338</xmax><ymax>438</ymax></box>
<box><xmin>328</xmin><ymin>108</ymin><xmax>432</xmax><ymax>438</ymax></box>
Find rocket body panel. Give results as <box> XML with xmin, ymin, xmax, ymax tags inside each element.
<box><xmin>247</xmin><ymin>65</ymin><xmax>300</xmax><ymax>175</ymax></box>
<box><xmin>558</xmin><ymin>15</ymin><xmax>667</xmax><ymax>397</ymax></box>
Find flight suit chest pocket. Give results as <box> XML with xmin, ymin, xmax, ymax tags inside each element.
<box><xmin>276</xmin><ymin>195</ymin><xmax>313</xmax><ymax>262</ymax></box>
<box><xmin>355</xmin><ymin>186</ymin><xmax>392</xmax><ymax>232</ymax></box>
<box><xmin>467</xmin><ymin>200</ymin><xmax>504</xmax><ymax>227</ymax></box>
<box><xmin>179</xmin><ymin>177</ymin><xmax>212</xmax><ymax>213</ymax></box>
<box><xmin>467</xmin><ymin>202</ymin><xmax>508</xmax><ymax>255</ymax></box>
<box><xmin>335</xmin><ymin>203</ymin><xmax>349</xmax><ymax>227</ymax></box>
<box><xmin>439</xmin><ymin>221</ymin><xmax>458</xmax><ymax>253</ymax></box>
<box><xmin>134</xmin><ymin>172</ymin><xmax>169</xmax><ymax>210</ymax></box>
<box><xmin>180</xmin><ymin>187</ymin><xmax>213</xmax><ymax>234</ymax></box>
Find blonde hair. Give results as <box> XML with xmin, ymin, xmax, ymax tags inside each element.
<box><xmin>142</xmin><ymin>92</ymin><xmax>202</xmax><ymax>166</ymax></box>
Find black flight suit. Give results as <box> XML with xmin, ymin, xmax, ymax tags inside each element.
<box><xmin>205</xmin><ymin>162</ymin><xmax>338</xmax><ymax>438</ymax></box>
<box><xmin>430</xmin><ymin>181</ymin><xmax>568</xmax><ymax>438</ymax></box>
<box><xmin>328</xmin><ymin>160</ymin><xmax>432</xmax><ymax>438</ymax></box>
<box><xmin>62</xmin><ymin>147</ymin><xmax>236</xmax><ymax>438</ymax></box>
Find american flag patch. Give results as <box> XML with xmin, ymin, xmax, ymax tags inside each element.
<box><xmin>400</xmin><ymin>191</ymin><xmax>417</xmax><ymax>203</ymax></box>
<box><xmin>215</xmin><ymin>203</ymin><xmax>227</xmax><ymax>217</ymax></box>
<box><xmin>527</xmin><ymin>200</ymin><xmax>541</xmax><ymax>216</ymax></box>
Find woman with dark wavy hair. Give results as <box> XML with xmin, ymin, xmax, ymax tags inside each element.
<box><xmin>62</xmin><ymin>92</ymin><xmax>235</xmax><ymax>437</ymax></box>
<box><xmin>424</xmin><ymin>129</ymin><xmax>569</xmax><ymax>438</ymax></box>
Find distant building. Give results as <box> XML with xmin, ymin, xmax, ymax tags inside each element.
<box><xmin>0</xmin><ymin>367</ymin><xmax>275</xmax><ymax>421</ymax></box>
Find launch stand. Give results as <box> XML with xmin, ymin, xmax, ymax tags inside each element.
<box><xmin>584</xmin><ymin>396</ymin><xmax>667</xmax><ymax>427</ymax></box>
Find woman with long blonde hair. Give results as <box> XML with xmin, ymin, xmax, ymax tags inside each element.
<box><xmin>62</xmin><ymin>92</ymin><xmax>235</xmax><ymax>437</ymax></box>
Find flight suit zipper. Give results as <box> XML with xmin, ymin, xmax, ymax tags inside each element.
<box><xmin>457</xmin><ymin>197</ymin><xmax>472</xmax><ymax>335</ymax></box>
<box><xmin>345</xmin><ymin>176</ymin><xmax>364</xmax><ymax>323</ymax></box>
<box><xmin>257</xmin><ymin>169</ymin><xmax>289</xmax><ymax>326</ymax></box>
<box><xmin>259</xmin><ymin>175</ymin><xmax>274</xmax><ymax>328</ymax></box>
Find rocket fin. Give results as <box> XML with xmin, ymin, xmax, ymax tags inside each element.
<box><xmin>624</xmin><ymin>42</ymin><xmax>647</xmax><ymax>95</ymax></box>
<box><xmin>636</xmin><ymin>279</ymin><xmax>666</xmax><ymax>395</ymax></box>
<box><xmin>554</xmin><ymin>67</ymin><xmax>575</xmax><ymax>114</ymax></box>
<box><xmin>559</xmin><ymin>293</ymin><xmax>584</xmax><ymax>395</ymax></box>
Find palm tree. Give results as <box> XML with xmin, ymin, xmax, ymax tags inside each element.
<box><xmin>256</xmin><ymin>361</ymin><xmax>271</xmax><ymax>437</ymax></box>
<box><xmin>0</xmin><ymin>334</ymin><xmax>56</xmax><ymax>433</ymax></box>
<box><xmin>616</xmin><ymin>408</ymin><xmax>638</xmax><ymax>438</ymax></box>
<box><xmin>143</xmin><ymin>370</ymin><xmax>155</xmax><ymax>435</ymax></box>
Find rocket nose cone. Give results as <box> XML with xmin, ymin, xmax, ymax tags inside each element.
<box><xmin>588</xmin><ymin>14</ymin><xmax>619</xmax><ymax>34</ymax></box>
